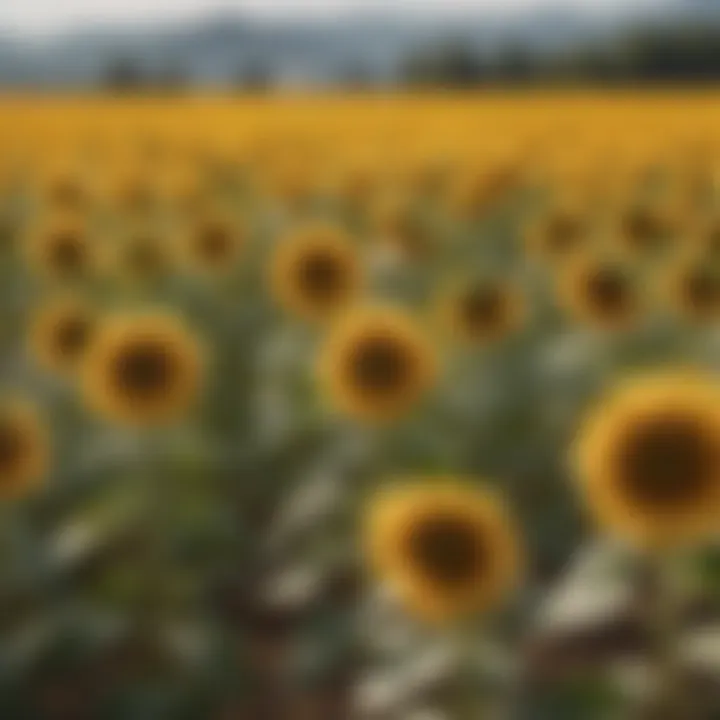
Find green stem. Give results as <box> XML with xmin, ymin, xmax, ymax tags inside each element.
<box><xmin>643</xmin><ymin>551</ymin><xmax>686</xmax><ymax>720</ymax></box>
<box><xmin>448</xmin><ymin>627</ymin><xmax>488</xmax><ymax>720</ymax></box>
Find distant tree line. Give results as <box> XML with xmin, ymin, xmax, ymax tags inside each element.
<box><xmin>400</xmin><ymin>24</ymin><xmax>720</xmax><ymax>87</ymax></box>
<box><xmin>100</xmin><ymin>22</ymin><xmax>720</xmax><ymax>93</ymax></box>
<box><xmin>103</xmin><ymin>59</ymin><xmax>190</xmax><ymax>94</ymax></box>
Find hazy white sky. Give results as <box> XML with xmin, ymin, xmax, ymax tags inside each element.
<box><xmin>0</xmin><ymin>0</ymin><xmax>652</xmax><ymax>35</ymax></box>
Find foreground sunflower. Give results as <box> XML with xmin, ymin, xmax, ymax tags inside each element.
<box><xmin>559</xmin><ymin>254</ymin><xmax>641</xmax><ymax>331</ymax></box>
<box><xmin>270</xmin><ymin>224</ymin><xmax>362</xmax><ymax>322</ymax></box>
<box><xmin>436</xmin><ymin>278</ymin><xmax>524</xmax><ymax>346</ymax></box>
<box><xmin>318</xmin><ymin>306</ymin><xmax>436</xmax><ymax>423</ymax></box>
<box><xmin>364</xmin><ymin>480</ymin><xmax>521</xmax><ymax>623</ymax></box>
<box><xmin>25</xmin><ymin>216</ymin><xmax>98</xmax><ymax>283</ymax></box>
<box><xmin>81</xmin><ymin>311</ymin><xmax>203</xmax><ymax>427</ymax></box>
<box><xmin>28</xmin><ymin>293</ymin><xmax>96</xmax><ymax>377</ymax></box>
<box><xmin>0</xmin><ymin>400</ymin><xmax>49</xmax><ymax>500</ymax></box>
<box><xmin>573</xmin><ymin>371</ymin><xmax>720</xmax><ymax>547</ymax></box>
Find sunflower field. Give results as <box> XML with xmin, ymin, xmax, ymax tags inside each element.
<box><xmin>0</xmin><ymin>93</ymin><xmax>720</xmax><ymax>719</ymax></box>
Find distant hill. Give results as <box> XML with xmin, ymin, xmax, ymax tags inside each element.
<box><xmin>0</xmin><ymin>1</ymin><xmax>717</xmax><ymax>89</ymax></box>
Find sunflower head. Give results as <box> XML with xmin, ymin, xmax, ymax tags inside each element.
<box><xmin>108</xmin><ymin>167</ymin><xmax>158</xmax><ymax>215</ymax></box>
<box><xmin>113</xmin><ymin>229</ymin><xmax>173</xmax><ymax>285</ymax></box>
<box><xmin>447</xmin><ymin>164</ymin><xmax>516</xmax><ymax>220</ymax></box>
<box><xmin>698</xmin><ymin>215</ymin><xmax>720</xmax><ymax>259</ymax></box>
<box><xmin>574</xmin><ymin>372</ymin><xmax>720</xmax><ymax>548</ymax></box>
<box><xmin>364</xmin><ymin>481</ymin><xmax>521</xmax><ymax>623</ymax></box>
<box><xmin>81</xmin><ymin>312</ymin><xmax>203</xmax><ymax>427</ymax></box>
<box><xmin>26</xmin><ymin>216</ymin><xmax>97</xmax><ymax>283</ymax></box>
<box><xmin>41</xmin><ymin>167</ymin><xmax>89</xmax><ymax>212</ymax></box>
<box><xmin>438</xmin><ymin>278</ymin><xmax>524</xmax><ymax>346</ymax></box>
<box><xmin>665</xmin><ymin>257</ymin><xmax>720</xmax><ymax>323</ymax></box>
<box><xmin>0</xmin><ymin>400</ymin><xmax>49</xmax><ymax>500</ymax></box>
<box><xmin>617</xmin><ymin>203</ymin><xmax>673</xmax><ymax>257</ymax></box>
<box><xmin>560</xmin><ymin>254</ymin><xmax>640</xmax><ymax>331</ymax></box>
<box><xmin>29</xmin><ymin>293</ymin><xmax>96</xmax><ymax>377</ymax></box>
<box><xmin>270</xmin><ymin>224</ymin><xmax>363</xmax><ymax>322</ymax></box>
<box><xmin>185</xmin><ymin>215</ymin><xmax>243</xmax><ymax>275</ymax></box>
<box><xmin>318</xmin><ymin>306</ymin><xmax>437</xmax><ymax>423</ymax></box>
<box><xmin>526</xmin><ymin>203</ymin><xmax>587</xmax><ymax>263</ymax></box>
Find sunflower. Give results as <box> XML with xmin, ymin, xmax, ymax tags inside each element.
<box><xmin>525</xmin><ymin>202</ymin><xmax>587</xmax><ymax>264</ymax></box>
<box><xmin>559</xmin><ymin>254</ymin><xmax>641</xmax><ymax>331</ymax></box>
<box><xmin>318</xmin><ymin>306</ymin><xmax>436</xmax><ymax>423</ymax></box>
<box><xmin>616</xmin><ymin>202</ymin><xmax>674</xmax><ymax>257</ymax></box>
<box><xmin>81</xmin><ymin>312</ymin><xmax>203</xmax><ymax>427</ymax></box>
<box><xmin>40</xmin><ymin>167</ymin><xmax>90</xmax><ymax>212</ymax></box>
<box><xmin>269</xmin><ymin>224</ymin><xmax>363</xmax><ymax>322</ymax></box>
<box><xmin>446</xmin><ymin>164</ymin><xmax>516</xmax><ymax>220</ymax></box>
<box><xmin>106</xmin><ymin>165</ymin><xmax>158</xmax><ymax>215</ymax></box>
<box><xmin>662</xmin><ymin>256</ymin><xmax>720</xmax><ymax>323</ymax></box>
<box><xmin>184</xmin><ymin>214</ymin><xmax>243</xmax><ymax>275</ymax></box>
<box><xmin>25</xmin><ymin>216</ymin><xmax>98</xmax><ymax>283</ymax></box>
<box><xmin>436</xmin><ymin>277</ymin><xmax>524</xmax><ymax>346</ymax></box>
<box><xmin>0</xmin><ymin>400</ymin><xmax>49</xmax><ymax>500</ymax></box>
<box><xmin>28</xmin><ymin>293</ymin><xmax>96</xmax><ymax>377</ymax></box>
<box><xmin>697</xmin><ymin>214</ymin><xmax>720</xmax><ymax>259</ymax></box>
<box><xmin>112</xmin><ymin>229</ymin><xmax>174</xmax><ymax>285</ymax></box>
<box><xmin>364</xmin><ymin>480</ymin><xmax>521</xmax><ymax>623</ymax></box>
<box><xmin>573</xmin><ymin>371</ymin><xmax>720</xmax><ymax>548</ymax></box>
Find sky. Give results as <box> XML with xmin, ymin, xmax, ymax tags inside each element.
<box><xmin>0</xmin><ymin>0</ymin><xmax>655</xmax><ymax>35</ymax></box>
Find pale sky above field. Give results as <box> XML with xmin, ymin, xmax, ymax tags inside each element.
<box><xmin>0</xmin><ymin>0</ymin><xmax>655</xmax><ymax>35</ymax></box>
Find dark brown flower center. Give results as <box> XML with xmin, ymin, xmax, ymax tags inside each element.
<box><xmin>683</xmin><ymin>269</ymin><xmax>720</xmax><ymax>312</ymax></box>
<box><xmin>113</xmin><ymin>341</ymin><xmax>177</xmax><ymax>401</ymax></box>
<box><xmin>127</xmin><ymin>239</ymin><xmax>164</xmax><ymax>276</ymax></box>
<box><xmin>614</xmin><ymin>413</ymin><xmax>718</xmax><ymax>510</ymax></box>
<box><xmin>546</xmin><ymin>213</ymin><xmax>582</xmax><ymax>252</ymax></box>
<box><xmin>0</xmin><ymin>421</ymin><xmax>25</xmax><ymax>474</ymax></box>
<box><xmin>706</xmin><ymin>225</ymin><xmax>720</xmax><ymax>255</ymax></box>
<box><xmin>198</xmin><ymin>224</ymin><xmax>232</xmax><ymax>261</ymax></box>
<box><xmin>349</xmin><ymin>334</ymin><xmax>411</xmax><ymax>395</ymax></box>
<box><xmin>56</xmin><ymin>316</ymin><xmax>92</xmax><ymax>357</ymax></box>
<box><xmin>461</xmin><ymin>285</ymin><xmax>505</xmax><ymax>330</ymax></box>
<box><xmin>51</xmin><ymin>233</ymin><xmax>85</xmax><ymax>273</ymax></box>
<box><xmin>623</xmin><ymin>208</ymin><xmax>665</xmax><ymax>249</ymax></box>
<box><xmin>586</xmin><ymin>265</ymin><xmax>631</xmax><ymax>315</ymax></box>
<box><xmin>298</xmin><ymin>251</ymin><xmax>344</xmax><ymax>300</ymax></box>
<box><xmin>407</xmin><ymin>514</ymin><xmax>486</xmax><ymax>587</ymax></box>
